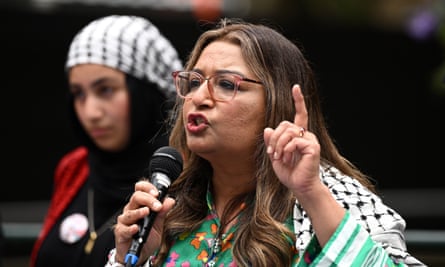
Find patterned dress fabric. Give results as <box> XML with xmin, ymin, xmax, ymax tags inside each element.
<box><xmin>106</xmin><ymin>164</ymin><xmax>426</xmax><ymax>266</ymax></box>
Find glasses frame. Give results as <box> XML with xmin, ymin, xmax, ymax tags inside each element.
<box><xmin>172</xmin><ymin>70</ymin><xmax>263</xmax><ymax>102</ymax></box>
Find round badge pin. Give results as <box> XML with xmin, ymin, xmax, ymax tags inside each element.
<box><xmin>59</xmin><ymin>213</ymin><xmax>89</xmax><ymax>244</ymax></box>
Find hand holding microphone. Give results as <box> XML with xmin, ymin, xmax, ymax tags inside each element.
<box><xmin>115</xmin><ymin>146</ymin><xmax>183</xmax><ymax>267</ymax></box>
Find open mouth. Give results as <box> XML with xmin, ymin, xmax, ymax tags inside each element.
<box><xmin>188</xmin><ymin>114</ymin><xmax>208</xmax><ymax>126</ymax></box>
<box><xmin>193</xmin><ymin>116</ymin><xmax>206</xmax><ymax>125</ymax></box>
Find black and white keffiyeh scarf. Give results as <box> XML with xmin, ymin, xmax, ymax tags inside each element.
<box><xmin>66</xmin><ymin>14</ymin><xmax>182</xmax><ymax>99</ymax></box>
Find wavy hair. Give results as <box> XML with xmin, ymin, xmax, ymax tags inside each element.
<box><xmin>156</xmin><ymin>18</ymin><xmax>374</xmax><ymax>266</ymax></box>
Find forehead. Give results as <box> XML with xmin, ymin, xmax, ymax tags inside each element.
<box><xmin>69</xmin><ymin>64</ymin><xmax>125</xmax><ymax>84</ymax></box>
<box><xmin>194</xmin><ymin>41</ymin><xmax>249</xmax><ymax>73</ymax></box>
<box><xmin>69</xmin><ymin>64</ymin><xmax>123</xmax><ymax>77</ymax></box>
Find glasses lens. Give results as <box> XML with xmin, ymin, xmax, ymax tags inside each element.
<box><xmin>174</xmin><ymin>71</ymin><xmax>241</xmax><ymax>101</ymax></box>
<box><xmin>212</xmin><ymin>74</ymin><xmax>238</xmax><ymax>101</ymax></box>
<box><xmin>176</xmin><ymin>71</ymin><xmax>197</xmax><ymax>97</ymax></box>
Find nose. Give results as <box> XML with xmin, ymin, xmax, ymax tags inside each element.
<box><xmin>83</xmin><ymin>95</ymin><xmax>104</xmax><ymax>119</ymax></box>
<box><xmin>190</xmin><ymin>79</ymin><xmax>214</xmax><ymax>104</ymax></box>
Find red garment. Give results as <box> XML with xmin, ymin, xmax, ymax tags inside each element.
<box><xmin>30</xmin><ymin>147</ymin><xmax>89</xmax><ymax>267</ymax></box>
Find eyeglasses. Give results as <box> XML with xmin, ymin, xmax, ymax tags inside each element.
<box><xmin>172</xmin><ymin>71</ymin><xmax>263</xmax><ymax>102</ymax></box>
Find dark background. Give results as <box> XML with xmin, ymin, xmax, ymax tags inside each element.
<box><xmin>2</xmin><ymin>3</ymin><xmax>444</xmax><ymax>201</ymax></box>
<box><xmin>1</xmin><ymin>1</ymin><xmax>445</xmax><ymax>266</ymax></box>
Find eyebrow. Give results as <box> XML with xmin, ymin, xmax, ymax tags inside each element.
<box><xmin>191</xmin><ymin>68</ymin><xmax>248</xmax><ymax>78</ymax></box>
<box><xmin>69</xmin><ymin>76</ymin><xmax>119</xmax><ymax>92</ymax></box>
<box><xmin>90</xmin><ymin>77</ymin><xmax>116</xmax><ymax>88</ymax></box>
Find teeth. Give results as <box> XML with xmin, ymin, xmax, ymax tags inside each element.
<box><xmin>195</xmin><ymin>117</ymin><xmax>204</xmax><ymax>125</ymax></box>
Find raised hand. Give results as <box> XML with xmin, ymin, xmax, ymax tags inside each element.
<box><xmin>263</xmin><ymin>84</ymin><xmax>321</xmax><ymax>195</ymax></box>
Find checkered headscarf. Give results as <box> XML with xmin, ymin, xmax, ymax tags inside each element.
<box><xmin>66</xmin><ymin>15</ymin><xmax>182</xmax><ymax>99</ymax></box>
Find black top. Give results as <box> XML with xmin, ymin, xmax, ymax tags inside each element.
<box><xmin>34</xmin><ymin>75</ymin><xmax>171</xmax><ymax>267</ymax></box>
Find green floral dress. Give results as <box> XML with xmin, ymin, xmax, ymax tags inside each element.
<box><xmin>161</xmin><ymin>190</ymin><xmax>299</xmax><ymax>267</ymax></box>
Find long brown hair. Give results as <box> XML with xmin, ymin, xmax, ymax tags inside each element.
<box><xmin>156</xmin><ymin>18</ymin><xmax>375</xmax><ymax>266</ymax></box>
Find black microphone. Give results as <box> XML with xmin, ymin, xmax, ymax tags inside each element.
<box><xmin>124</xmin><ymin>146</ymin><xmax>183</xmax><ymax>267</ymax></box>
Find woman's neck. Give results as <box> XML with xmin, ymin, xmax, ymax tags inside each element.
<box><xmin>211</xmin><ymin>172</ymin><xmax>254</xmax><ymax>218</ymax></box>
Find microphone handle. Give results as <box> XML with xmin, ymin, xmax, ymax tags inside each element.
<box><xmin>124</xmin><ymin>187</ymin><xmax>168</xmax><ymax>267</ymax></box>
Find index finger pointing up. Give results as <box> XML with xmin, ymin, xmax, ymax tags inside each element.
<box><xmin>293</xmin><ymin>84</ymin><xmax>308</xmax><ymax>128</ymax></box>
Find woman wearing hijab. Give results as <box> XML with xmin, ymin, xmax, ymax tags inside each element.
<box><xmin>30</xmin><ymin>15</ymin><xmax>182</xmax><ymax>267</ymax></box>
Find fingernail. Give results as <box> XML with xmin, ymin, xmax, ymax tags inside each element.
<box><xmin>267</xmin><ymin>146</ymin><xmax>273</xmax><ymax>154</ymax></box>
<box><xmin>273</xmin><ymin>151</ymin><xmax>280</xmax><ymax>160</ymax></box>
<box><xmin>153</xmin><ymin>201</ymin><xmax>162</xmax><ymax>209</ymax></box>
<box><xmin>149</xmin><ymin>189</ymin><xmax>158</xmax><ymax>195</ymax></box>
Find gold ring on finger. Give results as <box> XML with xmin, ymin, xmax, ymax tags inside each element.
<box><xmin>298</xmin><ymin>127</ymin><xmax>305</xmax><ymax>137</ymax></box>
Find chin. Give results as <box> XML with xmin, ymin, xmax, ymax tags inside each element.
<box><xmin>95</xmin><ymin>142</ymin><xmax>124</xmax><ymax>152</ymax></box>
